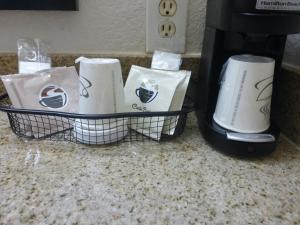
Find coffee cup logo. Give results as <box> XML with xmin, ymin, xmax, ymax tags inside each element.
<box><xmin>255</xmin><ymin>76</ymin><xmax>273</xmax><ymax>119</ymax></box>
<box><xmin>39</xmin><ymin>85</ymin><xmax>68</xmax><ymax>109</ymax></box>
<box><xmin>136</xmin><ymin>80</ymin><xmax>159</xmax><ymax>103</ymax></box>
<box><xmin>80</xmin><ymin>76</ymin><xmax>92</xmax><ymax>98</ymax></box>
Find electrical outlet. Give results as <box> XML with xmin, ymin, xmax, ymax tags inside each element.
<box><xmin>159</xmin><ymin>21</ymin><xmax>176</xmax><ymax>38</ymax></box>
<box><xmin>159</xmin><ymin>0</ymin><xmax>177</xmax><ymax>16</ymax></box>
<box><xmin>146</xmin><ymin>0</ymin><xmax>189</xmax><ymax>53</ymax></box>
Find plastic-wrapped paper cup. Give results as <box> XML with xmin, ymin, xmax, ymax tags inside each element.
<box><xmin>74</xmin><ymin>57</ymin><xmax>128</xmax><ymax>144</ymax></box>
<box><xmin>213</xmin><ymin>55</ymin><xmax>275</xmax><ymax>133</ymax></box>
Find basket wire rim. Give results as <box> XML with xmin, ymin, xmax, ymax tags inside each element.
<box><xmin>0</xmin><ymin>93</ymin><xmax>194</xmax><ymax>119</ymax></box>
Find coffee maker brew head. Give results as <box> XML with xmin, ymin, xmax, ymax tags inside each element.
<box><xmin>206</xmin><ymin>0</ymin><xmax>300</xmax><ymax>34</ymax></box>
<box><xmin>196</xmin><ymin>0</ymin><xmax>300</xmax><ymax>156</ymax></box>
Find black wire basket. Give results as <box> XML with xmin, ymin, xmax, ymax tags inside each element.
<box><xmin>0</xmin><ymin>94</ymin><xmax>194</xmax><ymax>145</ymax></box>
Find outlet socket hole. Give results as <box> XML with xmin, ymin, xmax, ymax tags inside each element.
<box><xmin>159</xmin><ymin>0</ymin><xmax>177</xmax><ymax>17</ymax></box>
<box><xmin>159</xmin><ymin>21</ymin><xmax>176</xmax><ymax>38</ymax></box>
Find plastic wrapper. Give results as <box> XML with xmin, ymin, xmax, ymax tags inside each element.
<box><xmin>18</xmin><ymin>38</ymin><xmax>51</xmax><ymax>74</ymax></box>
<box><xmin>151</xmin><ymin>50</ymin><xmax>182</xmax><ymax>71</ymax></box>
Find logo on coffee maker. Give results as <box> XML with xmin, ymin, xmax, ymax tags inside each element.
<box><xmin>80</xmin><ymin>76</ymin><xmax>92</xmax><ymax>98</ymax></box>
<box><xmin>135</xmin><ymin>80</ymin><xmax>159</xmax><ymax>104</ymax></box>
<box><xmin>39</xmin><ymin>85</ymin><xmax>68</xmax><ymax>109</ymax></box>
<box><xmin>256</xmin><ymin>0</ymin><xmax>300</xmax><ymax>11</ymax></box>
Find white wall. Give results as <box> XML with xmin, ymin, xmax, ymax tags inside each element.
<box><xmin>0</xmin><ymin>0</ymin><xmax>298</xmax><ymax>67</ymax></box>
<box><xmin>0</xmin><ymin>0</ymin><xmax>205</xmax><ymax>55</ymax></box>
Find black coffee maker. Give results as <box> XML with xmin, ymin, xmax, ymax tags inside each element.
<box><xmin>196</xmin><ymin>0</ymin><xmax>300</xmax><ymax>156</ymax></box>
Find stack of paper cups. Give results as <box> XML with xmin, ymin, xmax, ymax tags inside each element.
<box><xmin>74</xmin><ymin>57</ymin><xmax>128</xmax><ymax>144</ymax></box>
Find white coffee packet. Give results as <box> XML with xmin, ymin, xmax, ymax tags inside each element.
<box><xmin>19</xmin><ymin>62</ymin><xmax>51</xmax><ymax>74</ymax></box>
<box><xmin>1</xmin><ymin>67</ymin><xmax>79</xmax><ymax>138</ymax></box>
<box><xmin>162</xmin><ymin>71</ymin><xmax>191</xmax><ymax>135</ymax></box>
<box><xmin>124</xmin><ymin>65</ymin><xmax>187</xmax><ymax>140</ymax></box>
<box><xmin>151</xmin><ymin>50</ymin><xmax>191</xmax><ymax>135</ymax></box>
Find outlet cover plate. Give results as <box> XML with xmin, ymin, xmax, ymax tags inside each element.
<box><xmin>146</xmin><ymin>0</ymin><xmax>189</xmax><ymax>53</ymax></box>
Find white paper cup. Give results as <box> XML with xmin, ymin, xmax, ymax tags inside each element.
<box><xmin>76</xmin><ymin>57</ymin><xmax>125</xmax><ymax>115</ymax></box>
<box><xmin>213</xmin><ymin>55</ymin><xmax>275</xmax><ymax>133</ymax></box>
<box><xmin>74</xmin><ymin>57</ymin><xmax>128</xmax><ymax>144</ymax></box>
<box><xmin>73</xmin><ymin>119</ymin><xmax>128</xmax><ymax>145</ymax></box>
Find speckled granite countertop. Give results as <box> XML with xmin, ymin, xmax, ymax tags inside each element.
<box><xmin>0</xmin><ymin>112</ymin><xmax>299</xmax><ymax>225</ymax></box>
